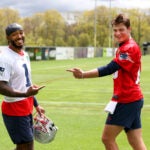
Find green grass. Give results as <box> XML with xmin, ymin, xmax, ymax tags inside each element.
<box><xmin>0</xmin><ymin>55</ymin><xmax>150</xmax><ymax>150</ymax></box>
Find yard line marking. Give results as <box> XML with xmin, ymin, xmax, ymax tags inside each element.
<box><xmin>39</xmin><ymin>101</ymin><xmax>106</xmax><ymax>105</ymax></box>
<box><xmin>38</xmin><ymin>101</ymin><xmax>150</xmax><ymax>108</ymax></box>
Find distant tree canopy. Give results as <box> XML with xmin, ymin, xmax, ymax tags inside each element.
<box><xmin>0</xmin><ymin>7</ymin><xmax>150</xmax><ymax>48</ymax></box>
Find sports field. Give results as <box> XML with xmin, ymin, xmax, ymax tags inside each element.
<box><xmin>0</xmin><ymin>55</ymin><xmax>149</xmax><ymax>150</ymax></box>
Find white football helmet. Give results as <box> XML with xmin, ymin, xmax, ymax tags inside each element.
<box><xmin>33</xmin><ymin>113</ymin><xmax>58</xmax><ymax>144</ymax></box>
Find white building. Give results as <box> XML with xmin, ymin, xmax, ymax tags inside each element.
<box><xmin>61</xmin><ymin>11</ymin><xmax>82</xmax><ymax>25</ymax></box>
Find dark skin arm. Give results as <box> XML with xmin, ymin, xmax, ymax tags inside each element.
<box><xmin>0</xmin><ymin>81</ymin><xmax>44</xmax><ymax>97</ymax></box>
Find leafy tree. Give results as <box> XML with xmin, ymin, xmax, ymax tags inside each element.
<box><xmin>23</xmin><ymin>13</ymin><xmax>44</xmax><ymax>46</ymax></box>
<box><xmin>78</xmin><ymin>33</ymin><xmax>90</xmax><ymax>46</ymax></box>
<box><xmin>0</xmin><ymin>8</ymin><xmax>21</xmax><ymax>45</ymax></box>
<box><xmin>0</xmin><ymin>7</ymin><xmax>150</xmax><ymax>48</ymax></box>
<box><xmin>55</xmin><ymin>37</ymin><xmax>66</xmax><ymax>46</ymax></box>
<box><xmin>42</xmin><ymin>10</ymin><xmax>65</xmax><ymax>46</ymax></box>
<box><xmin>68</xmin><ymin>35</ymin><xmax>78</xmax><ymax>46</ymax></box>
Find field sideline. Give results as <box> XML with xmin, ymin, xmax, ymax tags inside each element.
<box><xmin>0</xmin><ymin>55</ymin><xmax>150</xmax><ymax>150</ymax></box>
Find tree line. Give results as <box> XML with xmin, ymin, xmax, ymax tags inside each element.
<box><xmin>0</xmin><ymin>7</ymin><xmax>150</xmax><ymax>48</ymax></box>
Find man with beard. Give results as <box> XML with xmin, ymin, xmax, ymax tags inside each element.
<box><xmin>0</xmin><ymin>23</ymin><xmax>45</xmax><ymax>150</ymax></box>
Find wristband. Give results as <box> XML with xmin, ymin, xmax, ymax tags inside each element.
<box><xmin>33</xmin><ymin>97</ymin><xmax>39</xmax><ymax>107</ymax></box>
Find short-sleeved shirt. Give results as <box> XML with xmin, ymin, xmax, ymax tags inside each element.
<box><xmin>112</xmin><ymin>38</ymin><xmax>143</xmax><ymax>103</ymax></box>
<box><xmin>0</xmin><ymin>47</ymin><xmax>34</xmax><ymax>116</ymax></box>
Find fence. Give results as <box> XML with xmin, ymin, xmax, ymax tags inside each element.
<box><xmin>25</xmin><ymin>46</ymin><xmax>116</xmax><ymax>61</ymax></box>
<box><xmin>1</xmin><ymin>46</ymin><xmax>149</xmax><ymax>60</ymax></box>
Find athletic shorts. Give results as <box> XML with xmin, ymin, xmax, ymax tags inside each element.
<box><xmin>2</xmin><ymin>114</ymin><xmax>33</xmax><ymax>144</ymax></box>
<box><xmin>106</xmin><ymin>99</ymin><xmax>143</xmax><ymax>132</ymax></box>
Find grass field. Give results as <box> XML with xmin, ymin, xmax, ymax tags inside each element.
<box><xmin>0</xmin><ymin>55</ymin><xmax>150</xmax><ymax>150</ymax></box>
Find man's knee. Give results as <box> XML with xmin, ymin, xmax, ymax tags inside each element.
<box><xmin>101</xmin><ymin>134</ymin><xmax>111</xmax><ymax>145</ymax></box>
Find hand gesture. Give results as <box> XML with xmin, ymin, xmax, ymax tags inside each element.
<box><xmin>26</xmin><ymin>85</ymin><xmax>45</xmax><ymax>97</ymax></box>
<box><xmin>67</xmin><ymin>68</ymin><xmax>84</xmax><ymax>79</ymax></box>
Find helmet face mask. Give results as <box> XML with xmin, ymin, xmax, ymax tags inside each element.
<box><xmin>33</xmin><ymin>114</ymin><xmax>58</xmax><ymax>144</ymax></box>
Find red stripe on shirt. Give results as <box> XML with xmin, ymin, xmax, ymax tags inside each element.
<box><xmin>1</xmin><ymin>97</ymin><xmax>34</xmax><ymax>116</ymax></box>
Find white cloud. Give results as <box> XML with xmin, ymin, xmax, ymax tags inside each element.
<box><xmin>0</xmin><ymin>0</ymin><xmax>149</xmax><ymax>17</ymax></box>
<box><xmin>114</xmin><ymin>0</ymin><xmax>150</xmax><ymax>9</ymax></box>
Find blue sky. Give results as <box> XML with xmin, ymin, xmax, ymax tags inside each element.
<box><xmin>0</xmin><ymin>0</ymin><xmax>149</xmax><ymax>17</ymax></box>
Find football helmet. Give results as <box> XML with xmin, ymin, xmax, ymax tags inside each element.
<box><xmin>33</xmin><ymin>113</ymin><xmax>58</xmax><ymax>144</ymax></box>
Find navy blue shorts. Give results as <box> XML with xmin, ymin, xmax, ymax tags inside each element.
<box><xmin>2</xmin><ymin>114</ymin><xmax>33</xmax><ymax>144</ymax></box>
<box><xmin>106</xmin><ymin>99</ymin><xmax>143</xmax><ymax>132</ymax></box>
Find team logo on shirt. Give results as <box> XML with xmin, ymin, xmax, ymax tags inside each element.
<box><xmin>119</xmin><ymin>52</ymin><xmax>134</xmax><ymax>63</ymax></box>
<box><xmin>0</xmin><ymin>67</ymin><xmax>5</xmax><ymax>76</ymax></box>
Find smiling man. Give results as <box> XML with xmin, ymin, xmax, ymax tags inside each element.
<box><xmin>67</xmin><ymin>14</ymin><xmax>147</xmax><ymax>150</ymax></box>
<box><xmin>0</xmin><ymin>23</ymin><xmax>45</xmax><ymax>150</ymax></box>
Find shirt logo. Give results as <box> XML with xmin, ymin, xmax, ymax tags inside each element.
<box><xmin>0</xmin><ymin>67</ymin><xmax>5</xmax><ymax>76</ymax></box>
<box><xmin>119</xmin><ymin>52</ymin><xmax>134</xmax><ymax>63</ymax></box>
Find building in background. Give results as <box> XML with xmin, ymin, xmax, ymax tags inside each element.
<box><xmin>61</xmin><ymin>11</ymin><xmax>82</xmax><ymax>25</ymax></box>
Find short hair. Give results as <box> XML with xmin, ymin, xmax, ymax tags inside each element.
<box><xmin>111</xmin><ymin>14</ymin><xmax>130</xmax><ymax>28</ymax></box>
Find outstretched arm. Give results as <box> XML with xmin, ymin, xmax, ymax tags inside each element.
<box><xmin>67</xmin><ymin>61</ymin><xmax>121</xmax><ymax>79</ymax></box>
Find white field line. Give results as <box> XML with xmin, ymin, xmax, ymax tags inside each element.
<box><xmin>41</xmin><ymin>88</ymin><xmax>150</xmax><ymax>95</ymax></box>
<box><xmin>42</xmin><ymin>88</ymin><xmax>150</xmax><ymax>94</ymax></box>
<box><xmin>39</xmin><ymin>101</ymin><xmax>150</xmax><ymax>108</ymax></box>
<box><xmin>39</xmin><ymin>101</ymin><xmax>106</xmax><ymax>106</ymax></box>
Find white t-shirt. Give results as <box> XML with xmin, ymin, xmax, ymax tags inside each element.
<box><xmin>0</xmin><ymin>47</ymin><xmax>31</xmax><ymax>102</ymax></box>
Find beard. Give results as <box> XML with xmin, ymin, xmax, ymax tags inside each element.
<box><xmin>9</xmin><ymin>37</ymin><xmax>25</xmax><ymax>49</ymax></box>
